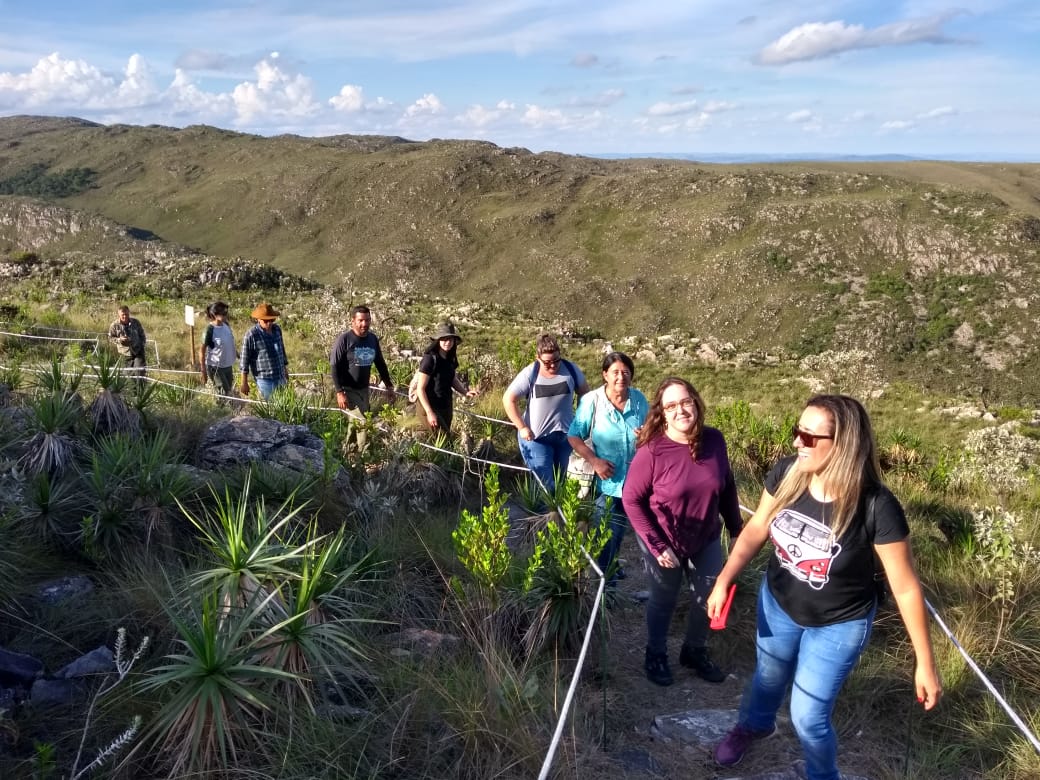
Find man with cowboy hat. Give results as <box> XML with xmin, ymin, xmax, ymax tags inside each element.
<box><xmin>240</xmin><ymin>302</ymin><xmax>289</xmax><ymax>400</ymax></box>
<box><xmin>330</xmin><ymin>304</ymin><xmax>395</xmax><ymax>416</ymax></box>
<box><xmin>413</xmin><ymin>321</ymin><xmax>479</xmax><ymax>433</ymax></box>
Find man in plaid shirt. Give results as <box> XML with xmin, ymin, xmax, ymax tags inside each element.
<box><xmin>239</xmin><ymin>302</ymin><xmax>288</xmax><ymax>400</ymax></box>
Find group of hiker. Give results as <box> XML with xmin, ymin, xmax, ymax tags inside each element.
<box><xmin>104</xmin><ymin>300</ymin><xmax>943</xmax><ymax>780</ymax></box>
<box><xmin>499</xmin><ymin>335</ymin><xmax>942</xmax><ymax>779</ymax></box>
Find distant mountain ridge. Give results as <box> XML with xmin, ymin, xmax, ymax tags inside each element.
<box><xmin>2</xmin><ymin>115</ymin><xmax>1040</xmax><ymax>402</ymax></box>
<box><xmin>595</xmin><ymin>153</ymin><xmax>1039</xmax><ymax>164</ymax></box>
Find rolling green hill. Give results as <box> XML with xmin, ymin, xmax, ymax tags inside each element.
<box><xmin>2</xmin><ymin>115</ymin><xmax>1040</xmax><ymax>402</ymax></box>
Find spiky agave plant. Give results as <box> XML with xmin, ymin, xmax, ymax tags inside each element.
<box><xmin>20</xmin><ymin>471</ymin><xmax>82</xmax><ymax>546</ymax></box>
<box><xmin>133</xmin><ymin>589</ymin><xmax>296</xmax><ymax>778</ymax></box>
<box><xmin>36</xmin><ymin>353</ymin><xmax>83</xmax><ymax>399</ymax></box>
<box><xmin>259</xmin><ymin>526</ymin><xmax>377</xmax><ymax>710</ymax></box>
<box><xmin>182</xmin><ymin>474</ymin><xmax>318</xmax><ymax>612</ymax></box>
<box><xmin>126</xmin><ymin>430</ymin><xmax>199</xmax><ymax>552</ymax></box>
<box><xmin>16</xmin><ymin>391</ymin><xmax>83</xmax><ymax>478</ymax></box>
<box><xmin>88</xmin><ymin>348</ymin><xmax>140</xmax><ymax>437</ymax></box>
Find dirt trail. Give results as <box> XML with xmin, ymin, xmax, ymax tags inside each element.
<box><xmin>578</xmin><ymin>533</ymin><xmax>885</xmax><ymax>780</ymax></box>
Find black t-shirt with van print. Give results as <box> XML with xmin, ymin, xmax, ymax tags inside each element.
<box><xmin>764</xmin><ymin>456</ymin><xmax>910</xmax><ymax>627</ymax></box>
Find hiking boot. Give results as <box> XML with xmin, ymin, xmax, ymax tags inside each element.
<box><xmin>714</xmin><ymin>723</ymin><xmax>776</xmax><ymax>767</ymax></box>
<box><xmin>644</xmin><ymin>649</ymin><xmax>673</xmax><ymax>686</ymax></box>
<box><xmin>679</xmin><ymin>645</ymin><xmax>726</xmax><ymax>683</ymax></box>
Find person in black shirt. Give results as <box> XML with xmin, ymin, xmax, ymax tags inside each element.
<box><xmin>708</xmin><ymin>394</ymin><xmax>942</xmax><ymax>779</ymax></box>
<box><xmin>414</xmin><ymin>321</ymin><xmax>478</xmax><ymax>433</ymax></box>
<box><xmin>330</xmin><ymin>305</ymin><xmax>395</xmax><ymax>415</ymax></box>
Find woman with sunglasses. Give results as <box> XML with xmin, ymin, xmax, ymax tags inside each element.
<box><xmin>622</xmin><ymin>378</ymin><xmax>743</xmax><ymax>686</ymax></box>
<box><xmin>708</xmin><ymin>395</ymin><xmax>942</xmax><ymax>780</ymax></box>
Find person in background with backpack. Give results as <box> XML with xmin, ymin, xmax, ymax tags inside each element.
<box><xmin>199</xmin><ymin>301</ymin><xmax>236</xmax><ymax>404</ymax></box>
<box><xmin>567</xmin><ymin>351</ymin><xmax>648</xmax><ymax>585</ymax></box>
<box><xmin>708</xmin><ymin>394</ymin><xmax>942</xmax><ymax>779</ymax></box>
<box><xmin>413</xmin><ymin>321</ymin><xmax>479</xmax><ymax>433</ymax></box>
<box><xmin>503</xmin><ymin>334</ymin><xmax>590</xmax><ymax>495</ymax></box>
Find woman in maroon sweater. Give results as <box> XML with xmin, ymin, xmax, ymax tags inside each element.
<box><xmin>622</xmin><ymin>377</ymin><xmax>743</xmax><ymax>686</ymax></box>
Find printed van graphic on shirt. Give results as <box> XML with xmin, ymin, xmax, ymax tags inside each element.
<box><xmin>770</xmin><ymin>508</ymin><xmax>841</xmax><ymax>590</ymax></box>
<box><xmin>354</xmin><ymin>346</ymin><xmax>376</xmax><ymax>367</ymax></box>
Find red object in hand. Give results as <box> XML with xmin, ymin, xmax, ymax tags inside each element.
<box><xmin>710</xmin><ymin>583</ymin><xmax>737</xmax><ymax>630</ymax></box>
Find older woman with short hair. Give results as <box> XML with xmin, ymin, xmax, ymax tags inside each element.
<box><xmin>567</xmin><ymin>351</ymin><xmax>648</xmax><ymax>583</ymax></box>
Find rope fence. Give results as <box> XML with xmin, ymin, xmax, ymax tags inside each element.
<box><xmin>3</xmin><ymin>331</ymin><xmax>1040</xmax><ymax>766</ymax></box>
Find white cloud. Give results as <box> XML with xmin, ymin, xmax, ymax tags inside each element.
<box><xmin>116</xmin><ymin>54</ymin><xmax>158</xmax><ymax>106</ymax></box>
<box><xmin>917</xmin><ymin>105</ymin><xmax>955</xmax><ymax>119</ymax></box>
<box><xmin>329</xmin><ymin>84</ymin><xmax>364</xmax><ymax>112</ymax></box>
<box><xmin>786</xmin><ymin>109</ymin><xmax>815</xmax><ymax>123</ymax></box>
<box><xmin>231</xmin><ymin>53</ymin><xmax>320</xmax><ymax>123</ymax></box>
<box><xmin>647</xmin><ymin>99</ymin><xmax>698</xmax><ymax>116</ymax></box>
<box><xmin>522</xmin><ymin>104</ymin><xmax>567</xmax><ymax>128</ymax></box>
<box><xmin>758</xmin><ymin>13</ymin><xmax>961</xmax><ymax>65</ymax></box>
<box><xmin>881</xmin><ymin>119</ymin><xmax>915</xmax><ymax>130</ymax></box>
<box><xmin>843</xmin><ymin>109</ymin><xmax>872</xmax><ymax>122</ymax></box>
<box><xmin>166</xmin><ymin>69</ymin><xmax>233</xmax><ymax>117</ymax></box>
<box><xmin>456</xmin><ymin>100</ymin><xmax>516</xmax><ymax>128</ymax></box>
<box><xmin>0</xmin><ymin>52</ymin><xmax>115</xmax><ymax>108</ymax></box>
<box><xmin>702</xmin><ymin>100</ymin><xmax>736</xmax><ymax>114</ymax></box>
<box><xmin>405</xmin><ymin>93</ymin><xmax>444</xmax><ymax>117</ymax></box>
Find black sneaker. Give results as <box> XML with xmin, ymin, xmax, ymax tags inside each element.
<box><xmin>644</xmin><ymin>649</ymin><xmax>673</xmax><ymax>686</ymax></box>
<box><xmin>679</xmin><ymin>645</ymin><xmax>726</xmax><ymax>683</ymax></box>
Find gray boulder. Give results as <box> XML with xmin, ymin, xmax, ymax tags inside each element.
<box><xmin>197</xmin><ymin>415</ymin><xmax>330</xmax><ymax>477</ymax></box>
<box><xmin>58</xmin><ymin>646</ymin><xmax>115</xmax><ymax>679</ymax></box>
<box><xmin>29</xmin><ymin>678</ymin><xmax>78</xmax><ymax>707</ymax></box>
<box><xmin>0</xmin><ymin>647</ymin><xmax>43</xmax><ymax>686</ymax></box>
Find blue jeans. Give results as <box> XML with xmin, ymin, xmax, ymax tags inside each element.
<box><xmin>518</xmin><ymin>430</ymin><xmax>571</xmax><ymax>495</ymax></box>
<box><xmin>595</xmin><ymin>493</ymin><xmax>627</xmax><ymax>583</ymax></box>
<box><xmin>255</xmin><ymin>376</ymin><xmax>286</xmax><ymax>400</ymax></box>
<box><xmin>740</xmin><ymin>579</ymin><xmax>875</xmax><ymax>780</ymax></box>
<box><xmin>636</xmin><ymin>534</ymin><xmax>723</xmax><ymax>655</ymax></box>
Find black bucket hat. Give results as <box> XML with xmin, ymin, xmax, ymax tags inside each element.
<box><xmin>430</xmin><ymin>322</ymin><xmax>462</xmax><ymax>342</ymax></box>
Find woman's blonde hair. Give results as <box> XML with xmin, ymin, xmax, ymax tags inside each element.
<box><xmin>636</xmin><ymin>377</ymin><xmax>706</xmax><ymax>460</ymax></box>
<box><xmin>765</xmin><ymin>394</ymin><xmax>883</xmax><ymax>539</ymax></box>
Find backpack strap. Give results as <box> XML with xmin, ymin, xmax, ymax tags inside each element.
<box><xmin>529</xmin><ymin>358</ymin><xmax>578</xmax><ymax>389</ymax></box>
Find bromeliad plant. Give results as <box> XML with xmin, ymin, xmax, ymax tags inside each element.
<box><xmin>16</xmin><ymin>390</ymin><xmax>83</xmax><ymax>478</ymax></box>
<box><xmin>88</xmin><ymin>348</ymin><xmax>139</xmax><ymax>437</ymax></box>
<box><xmin>134</xmin><ymin>475</ymin><xmax>379</xmax><ymax>777</ymax></box>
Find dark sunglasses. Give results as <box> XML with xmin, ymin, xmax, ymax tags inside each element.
<box><xmin>540</xmin><ymin>355</ymin><xmax>562</xmax><ymax>368</ymax></box>
<box><xmin>792</xmin><ymin>425</ymin><xmax>834</xmax><ymax>448</ymax></box>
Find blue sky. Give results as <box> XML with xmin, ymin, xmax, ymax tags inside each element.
<box><xmin>1</xmin><ymin>0</ymin><xmax>1037</xmax><ymax>158</ymax></box>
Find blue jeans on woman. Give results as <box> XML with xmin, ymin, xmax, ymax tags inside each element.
<box><xmin>518</xmin><ymin>429</ymin><xmax>571</xmax><ymax>495</ymax></box>
<box><xmin>636</xmin><ymin>534</ymin><xmax>723</xmax><ymax>655</ymax></box>
<box><xmin>740</xmin><ymin>579</ymin><xmax>875</xmax><ymax>780</ymax></box>
<box><xmin>595</xmin><ymin>493</ymin><xmax>628</xmax><ymax>583</ymax></box>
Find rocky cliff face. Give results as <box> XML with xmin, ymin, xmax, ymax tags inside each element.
<box><xmin>0</xmin><ymin>198</ymin><xmax>316</xmax><ymax>295</ymax></box>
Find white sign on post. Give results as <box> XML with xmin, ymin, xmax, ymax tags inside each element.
<box><xmin>184</xmin><ymin>305</ymin><xmax>195</xmax><ymax>327</ymax></box>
